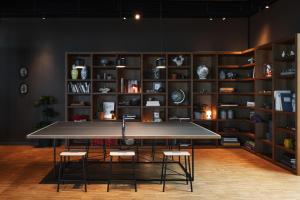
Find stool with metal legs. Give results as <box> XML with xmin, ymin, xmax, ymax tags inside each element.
<box><xmin>57</xmin><ymin>151</ymin><xmax>87</xmax><ymax>192</ymax></box>
<box><xmin>160</xmin><ymin>151</ymin><xmax>193</xmax><ymax>192</ymax></box>
<box><xmin>107</xmin><ymin>150</ymin><xmax>137</xmax><ymax>192</ymax></box>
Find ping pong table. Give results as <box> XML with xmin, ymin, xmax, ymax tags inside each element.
<box><xmin>27</xmin><ymin>121</ymin><xmax>220</xmax><ymax>181</ymax></box>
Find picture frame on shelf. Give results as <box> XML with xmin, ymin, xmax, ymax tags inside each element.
<box><xmin>153</xmin><ymin>82</ymin><xmax>162</xmax><ymax>92</ymax></box>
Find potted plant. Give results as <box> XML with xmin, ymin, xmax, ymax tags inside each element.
<box><xmin>34</xmin><ymin>96</ymin><xmax>59</xmax><ymax>147</ymax></box>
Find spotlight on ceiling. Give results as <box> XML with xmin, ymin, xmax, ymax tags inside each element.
<box><xmin>265</xmin><ymin>5</ymin><xmax>270</xmax><ymax>9</ymax></box>
<box><xmin>123</xmin><ymin>17</ymin><xmax>127</xmax><ymax>20</ymax></box>
<box><xmin>209</xmin><ymin>18</ymin><xmax>213</xmax><ymax>21</ymax></box>
<box><xmin>42</xmin><ymin>17</ymin><xmax>46</xmax><ymax>20</ymax></box>
<box><xmin>222</xmin><ymin>17</ymin><xmax>226</xmax><ymax>21</ymax></box>
<box><xmin>134</xmin><ymin>13</ymin><xmax>141</xmax><ymax>20</ymax></box>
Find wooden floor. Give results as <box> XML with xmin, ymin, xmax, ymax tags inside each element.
<box><xmin>0</xmin><ymin>146</ymin><xmax>300</xmax><ymax>200</ymax></box>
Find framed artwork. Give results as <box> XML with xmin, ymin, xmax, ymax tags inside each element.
<box><xmin>19</xmin><ymin>83</ymin><xmax>28</xmax><ymax>94</ymax></box>
<box><xmin>153</xmin><ymin>82</ymin><xmax>162</xmax><ymax>92</ymax></box>
<box><xmin>19</xmin><ymin>66</ymin><xmax>28</xmax><ymax>78</ymax></box>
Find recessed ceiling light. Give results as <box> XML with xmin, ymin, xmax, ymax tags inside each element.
<box><xmin>222</xmin><ymin>17</ymin><xmax>226</xmax><ymax>21</ymax></box>
<box><xmin>42</xmin><ymin>17</ymin><xmax>46</xmax><ymax>20</ymax></box>
<box><xmin>265</xmin><ymin>5</ymin><xmax>270</xmax><ymax>9</ymax></box>
<box><xmin>209</xmin><ymin>18</ymin><xmax>213</xmax><ymax>21</ymax></box>
<box><xmin>123</xmin><ymin>17</ymin><xmax>127</xmax><ymax>20</ymax></box>
<box><xmin>134</xmin><ymin>13</ymin><xmax>141</xmax><ymax>20</ymax></box>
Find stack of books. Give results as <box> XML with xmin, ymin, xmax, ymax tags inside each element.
<box><xmin>221</xmin><ymin>137</ymin><xmax>240</xmax><ymax>146</ymax></box>
<box><xmin>220</xmin><ymin>88</ymin><xmax>235</xmax><ymax>93</ymax></box>
<box><xmin>281</xmin><ymin>154</ymin><xmax>296</xmax><ymax>169</ymax></box>
<box><xmin>244</xmin><ymin>140</ymin><xmax>255</xmax><ymax>151</ymax></box>
<box><xmin>274</xmin><ymin>90</ymin><xmax>295</xmax><ymax>112</ymax></box>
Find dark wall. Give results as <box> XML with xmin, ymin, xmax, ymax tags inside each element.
<box><xmin>0</xmin><ymin>18</ymin><xmax>248</xmax><ymax>142</ymax></box>
<box><xmin>250</xmin><ymin>0</ymin><xmax>300</xmax><ymax>47</ymax></box>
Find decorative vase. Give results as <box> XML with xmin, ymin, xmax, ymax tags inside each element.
<box><xmin>98</xmin><ymin>112</ymin><xmax>104</xmax><ymax>120</ymax></box>
<box><xmin>81</xmin><ymin>66</ymin><xmax>87</xmax><ymax>80</ymax></box>
<box><xmin>194</xmin><ymin>112</ymin><xmax>200</xmax><ymax>119</ymax></box>
<box><xmin>152</xmin><ymin>68</ymin><xmax>160</xmax><ymax>79</ymax></box>
<box><xmin>284</xmin><ymin>138</ymin><xmax>293</xmax><ymax>149</ymax></box>
<box><xmin>219</xmin><ymin>70</ymin><xmax>226</xmax><ymax>80</ymax></box>
<box><xmin>71</xmin><ymin>65</ymin><xmax>79</xmax><ymax>80</ymax></box>
<box><xmin>172</xmin><ymin>55</ymin><xmax>184</xmax><ymax>66</ymax></box>
<box><xmin>220</xmin><ymin>110</ymin><xmax>227</xmax><ymax>119</ymax></box>
<box><xmin>197</xmin><ymin>65</ymin><xmax>209</xmax><ymax>79</ymax></box>
<box><xmin>227</xmin><ymin>110</ymin><xmax>234</xmax><ymax>119</ymax></box>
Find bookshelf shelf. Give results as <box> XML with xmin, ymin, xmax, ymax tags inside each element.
<box><xmin>258</xmin><ymin>139</ymin><xmax>273</xmax><ymax>146</ymax></box>
<box><xmin>255</xmin><ymin>107</ymin><xmax>273</xmax><ymax>112</ymax></box>
<box><xmin>67</xmin><ymin>79</ymin><xmax>91</xmax><ymax>82</ymax></box>
<box><xmin>276</xmin><ymin>144</ymin><xmax>295</xmax><ymax>155</ymax></box>
<box><xmin>219</xmin><ymin>78</ymin><xmax>254</xmax><ymax>82</ymax></box>
<box><xmin>275</xmin><ymin>111</ymin><xmax>295</xmax><ymax>115</ymax></box>
<box><xmin>219</xmin><ymin>92</ymin><xmax>255</xmax><ymax>96</ymax></box>
<box><xmin>255</xmin><ymin>77</ymin><xmax>272</xmax><ymax>80</ymax></box>
<box><xmin>276</xmin><ymin>127</ymin><xmax>296</xmax><ymax>134</ymax></box>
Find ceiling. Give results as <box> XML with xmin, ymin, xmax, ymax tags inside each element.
<box><xmin>0</xmin><ymin>0</ymin><xmax>279</xmax><ymax>18</ymax></box>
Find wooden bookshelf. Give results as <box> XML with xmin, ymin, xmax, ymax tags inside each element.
<box><xmin>65</xmin><ymin>34</ymin><xmax>299</xmax><ymax>174</ymax></box>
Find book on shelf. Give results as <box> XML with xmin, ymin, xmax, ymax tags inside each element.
<box><xmin>220</xmin><ymin>88</ymin><xmax>235</xmax><ymax>93</ymax></box>
<box><xmin>221</xmin><ymin>137</ymin><xmax>240</xmax><ymax>146</ymax></box>
<box><xmin>222</xmin><ymin>143</ymin><xmax>241</xmax><ymax>146</ymax></box>
<box><xmin>281</xmin><ymin>154</ymin><xmax>296</xmax><ymax>169</ymax></box>
<box><xmin>280</xmin><ymin>93</ymin><xmax>293</xmax><ymax>112</ymax></box>
<box><xmin>244</xmin><ymin>140</ymin><xmax>255</xmax><ymax>150</ymax></box>
<box><xmin>146</xmin><ymin>101</ymin><xmax>160</xmax><ymax>106</ymax></box>
<box><xmin>219</xmin><ymin>104</ymin><xmax>239</xmax><ymax>107</ymax></box>
<box><xmin>274</xmin><ymin>90</ymin><xmax>291</xmax><ymax>111</ymax></box>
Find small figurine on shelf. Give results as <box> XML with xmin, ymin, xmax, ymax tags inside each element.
<box><xmin>172</xmin><ymin>55</ymin><xmax>184</xmax><ymax>66</ymax></box>
<box><xmin>206</xmin><ymin>110</ymin><xmax>212</xmax><ymax>120</ymax></box>
<box><xmin>248</xmin><ymin>57</ymin><xmax>254</xmax><ymax>64</ymax></box>
<box><xmin>290</xmin><ymin>50</ymin><xmax>295</xmax><ymax>57</ymax></box>
<box><xmin>264</xmin><ymin>64</ymin><xmax>272</xmax><ymax>77</ymax></box>
<box><xmin>111</xmin><ymin>111</ymin><xmax>116</xmax><ymax>120</ymax></box>
<box><xmin>153</xmin><ymin>112</ymin><xmax>162</xmax><ymax>122</ymax></box>
<box><xmin>99</xmin><ymin>87</ymin><xmax>111</xmax><ymax>93</ymax></box>
<box><xmin>219</xmin><ymin>70</ymin><xmax>226</xmax><ymax>80</ymax></box>
<box><xmin>152</xmin><ymin>67</ymin><xmax>160</xmax><ymax>79</ymax></box>
<box><xmin>281</xmin><ymin>51</ymin><xmax>286</xmax><ymax>58</ymax></box>
<box><xmin>226</xmin><ymin>72</ymin><xmax>238</xmax><ymax>79</ymax></box>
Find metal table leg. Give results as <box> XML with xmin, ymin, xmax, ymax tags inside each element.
<box><xmin>53</xmin><ymin>139</ymin><xmax>57</xmax><ymax>177</ymax></box>
<box><xmin>191</xmin><ymin>140</ymin><xmax>194</xmax><ymax>181</ymax></box>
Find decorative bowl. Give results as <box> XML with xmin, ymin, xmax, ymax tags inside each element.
<box><xmin>171</xmin><ymin>89</ymin><xmax>185</xmax><ymax>105</ymax></box>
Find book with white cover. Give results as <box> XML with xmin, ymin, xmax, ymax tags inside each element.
<box><xmin>274</xmin><ymin>90</ymin><xmax>291</xmax><ymax>111</ymax></box>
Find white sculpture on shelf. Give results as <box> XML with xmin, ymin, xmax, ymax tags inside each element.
<box><xmin>81</xmin><ymin>66</ymin><xmax>88</xmax><ymax>80</ymax></box>
<box><xmin>172</xmin><ymin>55</ymin><xmax>184</xmax><ymax>66</ymax></box>
<box><xmin>197</xmin><ymin>65</ymin><xmax>209</xmax><ymax>79</ymax></box>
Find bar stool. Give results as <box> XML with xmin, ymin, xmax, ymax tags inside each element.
<box><xmin>107</xmin><ymin>150</ymin><xmax>137</xmax><ymax>192</ymax></box>
<box><xmin>57</xmin><ymin>151</ymin><xmax>87</xmax><ymax>192</ymax></box>
<box><xmin>161</xmin><ymin>151</ymin><xmax>193</xmax><ymax>192</ymax></box>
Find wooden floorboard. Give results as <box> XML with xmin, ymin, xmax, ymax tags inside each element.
<box><xmin>0</xmin><ymin>145</ymin><xmax>299</xmax><ymax>200</ymax></box>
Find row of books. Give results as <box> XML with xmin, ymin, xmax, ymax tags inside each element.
<box><xmin>68</xmin><ymin>82</ymin><xmax>90</xmax><ymax>94</ymax></box>
<box><xmin>244</xmin><ymin>140</ymin><xmax>255</xmax><ymax>151</ymax></box>
<box><xmin>221</xmin><ymin>137</ymin><xmax>240</xmax><ymax>146</ymax></box>
<box><xmin>281</xmin><ymin>154</ymin><xmax>296</xmax><ymax>169</ymax></box>
<box><xmin>274</xmin><ymin>90</ymin><xmax>295</xmax><ymax>112</ymax></box>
